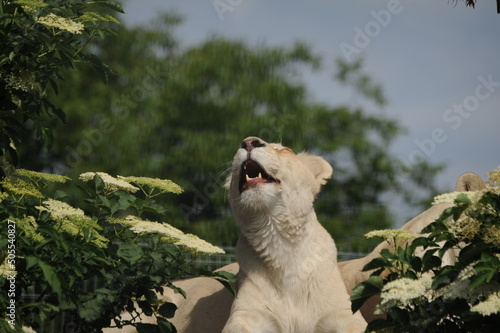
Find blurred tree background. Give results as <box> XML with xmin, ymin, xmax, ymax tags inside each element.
<box><xmin>16</xmin><ymin>12</ymin><xmax>443</xmax><ymax>252</ymax></box>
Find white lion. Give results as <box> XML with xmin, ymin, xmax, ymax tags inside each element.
<box><xmin>221</xmin><ymin>136</ymin><xmax>366</xmax><ymax>332</ymax></box>
<box><xmin>105</xmin><ymin>138</ymin><xmax>486</xmax><ymax>332</ymax></box>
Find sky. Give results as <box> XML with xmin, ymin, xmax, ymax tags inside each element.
<box><xmin>120</xmin><ymin>0</ymin><xmax>500</xmax><ymax>216</ymax></box>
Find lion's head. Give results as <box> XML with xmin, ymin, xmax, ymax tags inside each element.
<box><xmin>227</xmin><ymin>136</ymin><xmax>333</xmax><ymax>234</ymax></box>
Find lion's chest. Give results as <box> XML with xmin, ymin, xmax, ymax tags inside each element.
<box><xmin>237</xmin><ymin>263</ymin><xmax>341</xmax><ymax>332</ymax></box>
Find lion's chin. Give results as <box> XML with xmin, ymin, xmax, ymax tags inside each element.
<box><xmin>235</xmin><ymin>183</ymin><xmax>281</xmax><ymax>210</ymax></box>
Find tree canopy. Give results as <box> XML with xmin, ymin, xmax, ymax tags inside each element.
<box><xmin>15</xmin><ymin>13</ymin><xmax>443</xmax><ymax>251</ymax></box>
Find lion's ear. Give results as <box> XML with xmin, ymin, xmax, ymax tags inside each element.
<box><xmin>455</xmin><ymin>172</ymin><xmax>486</xmax><ymax>191</ymax></box>
<box><xmin>297</xmin><ymin>153</ymin><xmax>333</xmax><ymax>187</ymax></box>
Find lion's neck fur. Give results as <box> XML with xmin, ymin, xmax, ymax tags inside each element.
<box><xmin>236</xmin><ymin>206</ymin><xmax>337</xmax><ymax>275</ymax></box>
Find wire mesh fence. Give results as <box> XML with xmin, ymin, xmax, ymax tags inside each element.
<box><xmin>22</xmin><ymin>246</ymin><xmax>367</xmax><ymax>332</ymax></box>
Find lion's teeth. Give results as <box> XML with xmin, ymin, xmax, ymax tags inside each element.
<box><xmin>245</xmin><ymin>172</ymin><xmax>264</xmax><ymax>181</ymax></box>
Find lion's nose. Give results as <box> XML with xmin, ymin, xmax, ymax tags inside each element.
<box><xmin>241</xmin><ymin>137</ymin><xmax>266</xmax><ymax>152</ymax></box>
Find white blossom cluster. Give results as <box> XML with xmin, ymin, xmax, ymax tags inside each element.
<box><xmin>80</xmin><ymin>172</ymin><xmax>139</xmax><ymax>193</ymax></box>
<box><xmin>378</xmin><ymin>276</ymin><xmax>432</xmax><ymax>312</ymax></box>
<box><xmin>37</xmin><ymin>13</ymin><xmax>84</xmax><ymax>34</ymax></box>
<box><xmin>112</xmin><ymin>215</ymin><xmax>224</xmax><ymax>255</ymax></box>
<box><xmin>36</xmin><ymin>199</ymin><xmax>108</xmax><ymax>247</ymax></box>
<box><xmin>118</xmin><ymin>175</ymin><xmax>183</xmax><ymax>196</ymax></box>
<box><xmin>378</xmin><ymin>259</ymin><xmax>500</xmax><ymax>317</ymax></box>
<box><xmin>470</xmin><ymin>292</ymin><xmax>500</xmax><ymax>316</ymax></box>
<box><xmin>2</xmin><ymin>69</ymin><xmax>43</xmax><ymax>94</ymax></box>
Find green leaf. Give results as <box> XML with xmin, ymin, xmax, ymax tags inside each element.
<box><xmin>138</xmin><ymin>300</ymin><xmax>153</xmax><ymax>316</ymax></box>
<box><xmin>212</xmin><ymin>269</ymin><xmax>238</xmax><ymax>283</ymax></box>
<box><xmin>97</xmin><ymin>27</ymin><xmax>118</xmax><ymax>39</ymax></box>
<box><xmin>410</xmin><ymin>236</ymin><xmax>432</xmax><ymax>249</ymax></box>
<box><xmin>157</xmin><ymin>317</ymin><xmax>177</xmax><ymax>333</ymax></box>
<box><xmin>114</xmin><ymin>191</ymin><xmax>136</xmax><ymax>211</ymax></box>
<box><xmin>89</xmin><ymin>1</ymin><xmax>125</xmax><ymax>14</ymax></box>
<box><xmin>362</xmin><ymin>257</ymin><xmax>389</xmax><ymax>272</ymax></box>
<box><xmin>158</xmin><ymin>302</ymin><xmax>177</xmax><ymax>318</ymax></box>
<box><xmin>117</xmin><ymin>243</ymin><xmax>142</xmax><ymax>264</ymax></box>
<box><xmin>136</xmin><ymin>323</ymin><xmax>160</xmax><ymax>333</ymax></box>
<box><xmin>94</xmin><ymin>173</ymin><xmax>105</xmax><ymax>193</ymax></box>
<box><xmin>37</xmin><ymin>259</ymin><xmax>63</xmax><ymax>299</ymax></box>
<box><xmin>387</xmin><ymin>306</ymin><xmax>409</xmax><ymax>324</ymax></box>
<box><xmin>203</xmin><ymin>270</ymin><xmax>238</xmax><ymax>297</ymax></box>
<box><xmin>432</xmin><ymin>270</ymin><xmax>453</xmax><ymax>289</ymax></box>
<box><xmin>167</xmin><ymin>282</ymin><xmax>186</xmax><ymax>299</ymax></box>
<box><xmin>410</xmin><ymin>256</ymin><xmax>422</xmax><ymax>273</ymax></box>
<box><xmin>455</xmin><ymin>192</ymin><xmax>471</xmax><ymax>204</ymax></box>
<box><xmin>98</xmin><ymin>194</ymin><xmax>111</xmax><ymax>209</ymax></box>
<box><xmin>25</xmin><ymin>257</ymin><xmax>38</xmax><ymax>272</ymax></box>
<box><xmin>422</xmin><ymin>250</ymin><xmax>441</xmax><ymax>272</ymax></box>
<box><xmin>350</xmin><ymin>275</ymin><xmax>383</xmax><ymax>313</ymax></box>
<box><xmin>469</xmin><ymin>273</ymin><xmax>490</xmax><ymax>290</ymax></box>
<box><xmin>139</xmin><ymin>200</ymin><xmax>168</xmax><ymax>215</ymax></box>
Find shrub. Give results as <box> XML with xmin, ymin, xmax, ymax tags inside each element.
<box><xmin>0</xmin><ymin>0</ymin><xmax>122</xmax><ymax>167</ymax></box>
<box><xmin>0</xmin><ymin>170</ymin><xmax>234</xmax><ymax>332</ymax></box>
<box><xmin>352</xmin><ymin>169</ymin><xmax>500</xmax><ymax>332</ymax></box>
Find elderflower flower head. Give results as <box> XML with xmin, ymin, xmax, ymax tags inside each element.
<box><xmin>79</xmin><ymin>12</ymin><xmax>119</xmax><ymax>24</ymax></box>
<box><xmin>118</xmin><ymin>176</ymin><xmax>183</xmax><ymax>196</ymax></box>
<box><xmin>37</xmin><ymin>198</ymin><xmax>85</xmax><ymax>218</ymax></box>
<box><xmin>36</xmin><ymin>199</ymin><xmax>108</xmax><ymax>247</ymax></box>
<box><xmin>175</xmin><ymin>233</ymin><xmax>225</xmax><ymax>255</ymax></box>
<box><xmin>120</xmin><ymin>215</ymin><xmax>185</xmax><ymax>238</ymax></box>
<box><xmin>470</xmin><ymin>292</ymin><xmax>500</xmax><ymax>316</ymax></box>
<box><xmin>0</xmin><ymin>177</ymin><xmax>43</xmax><ymax>198</ymax></box>
<box><xmin>17</xmin><ymin>216</ymin><xmax>45</xmax><ymax>242</ymax></box>
<box><xmin>15</xmin><ymin>169</ymin><xmax>70</xmax><ymax>184</ymax></box>
<box><xmin>21</xmin><ymin>327</ymin><xmax>36</xmax><ymax>333</ymax></box>
<box><xmin>482</xmin><ymin>225</ymin><xmax>500</xmax><ymax>246</ymax></box>
<box><xmin>432</xmin><ymin>260</ymin><xmax>494</xmax><ymax>304</ymax></box>
<box><xmin>37</xmin><ymin>13</ymin><xmax>84</xmax><ymax>34</ymax></box>
<box><xmin>0</xmin><ymin>257</ymin><xmax>16</xmax><ymax>278</ymax></box>
<box><xmin>432</xmin><ymin>191</ymin><xmax>485</xmax><ymax>205</ymax></box>
<box><xmin>15</xmin><ymin>0</ymin><xmax>47</xmax><ymax>13</ymax></box>
<box><xmin>113</xmin><ymin>216</ymin><xmax>224</xmax><ymax>255</ymax></box>
<box><xmin>447</xmin><ymin>211</ymin><xmax>482</xmax><ymax>242</ymax></box>
<box><xmin>378</xmin><ymin>276</ymin><xmax>432</xmax><ymax>312</ymax></box>
<box><xmin>365</xmin><ymin>229</ymin><xmax>417</xmax><ymax>243</ymax></box>
<box><xmin>0</xmin><ymin>192</ymin><xmax>9</xmax><ymax>203</ymax></box>
<box><xmin>4</xmin><ymin>69</ymin><xmax>43</xmax><ymax>94</ymax></box>
<box><xmin>79</xmin><ymin>172</ymin><xmax>139</xmax><ymax>193</ymax></box>
<box><xmin>487</xmin><ymin>169</ymin><xmax>500</xmax><ymax>186</ymax></box>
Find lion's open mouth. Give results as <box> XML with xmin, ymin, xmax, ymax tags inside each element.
<box><xmin>239</xmin><ymin>160</ymin><xmax>279</xmax><ymax>193</ymax></box>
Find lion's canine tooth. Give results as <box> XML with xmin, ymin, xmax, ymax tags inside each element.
<box><xmin>246</xmin><ymin>174</ymin><xmax>250</xmax><ymax>181</ymax></box>
<box><xmin>258</xmin><ymin>172</ymin><xmax>262</xmax><ymax>179</ymax></box>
